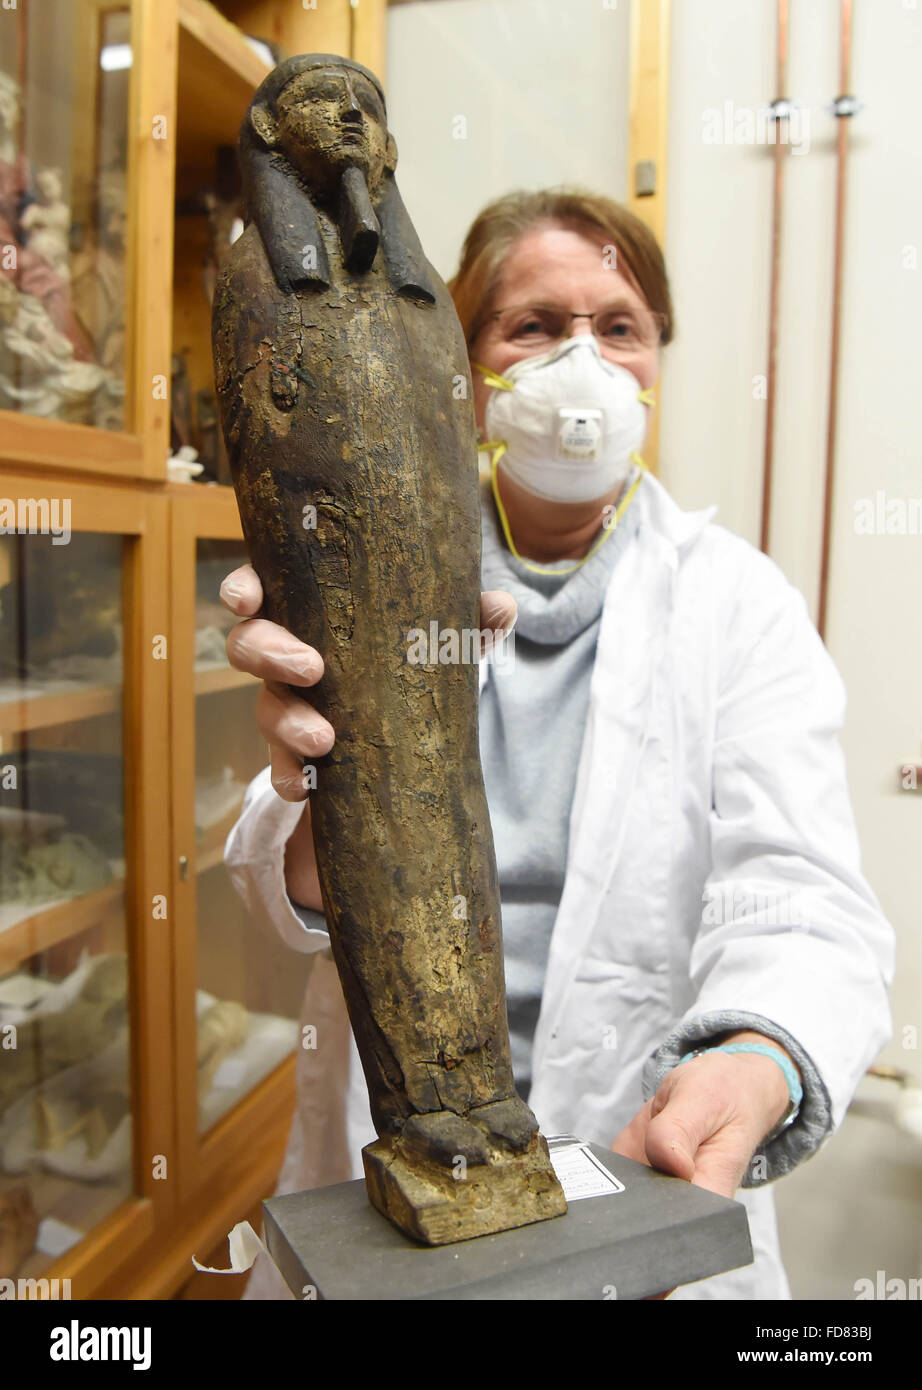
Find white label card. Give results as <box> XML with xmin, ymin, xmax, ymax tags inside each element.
<box><xmin>548</xmin><ymin>1140</ymin><xmax>625</xmax><ymax>1201</ymax></box>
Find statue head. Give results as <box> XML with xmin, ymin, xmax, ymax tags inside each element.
<box><xmin>247</xmin><ymin>55</ymin><xmax>396</xmax><ymax>201</ymax></box>
<box><xmin>238</xmin><ymin>54</ymin><xmax>435</xmax><ymax>303</ymax></box>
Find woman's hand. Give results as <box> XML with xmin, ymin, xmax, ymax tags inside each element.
<box><xmin>610</xmin><ymin>1029</ymin><xmax>799</xmax><ymax>1298</ymax></box>
<box><xmin>220</xmin><ymin>562</ymin><xmax>518</xmax><ymax>800</ymax></box>
<box><xmin>219</xmin><ymin>563</ymin><xmax>518</xmax><ymax>906</ymax></box>
<box><xmin>220</xmin><ymin>563</ymin><xmax>333</xmax><ymax>805</ymax></box>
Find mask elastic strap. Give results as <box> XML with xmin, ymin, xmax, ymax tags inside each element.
<box><xmin>637</xmin><ymin>388</ymin><xmax>656</xmax><ymax>406</ymax></box>
<box><xmin>471</xmin><ymin>360</ymin><xmax>516</xmax><ymax>391</ymax></box>
<box><xmin>482</xmin><ymin>443</ymin><xmax>647</xmax><ymax>577</ymax></box>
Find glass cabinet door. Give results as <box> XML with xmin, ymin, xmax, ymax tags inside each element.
<box><xmin>0</xmin><ymin>0</ymin><xmax>132</xmax><ymax>431</ymax></box>
<box><xmin>0</xmin><ymin>528</ymin><xmax>131</xmax><ymax>1283</ymax></box>
<box><xmin>192</xmin><ymin>537</ymin><xmax>307</xmax><ymax>1135</ymax></box>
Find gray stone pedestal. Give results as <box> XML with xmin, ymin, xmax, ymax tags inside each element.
<box><xmin>262</xmin><ymin>1141</ymin><xmax>753</xmax><ymax>1300</ymax></box>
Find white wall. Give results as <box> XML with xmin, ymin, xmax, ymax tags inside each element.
<box><xmin>651</xmin><ymin>0</ymin><xmax>922</xmax><ymax>1300</ymax></box>
<box><xmin>659</xmin><ymin>0</ymin><xmax>777</xmax><ymax>550</ymax></box>
<box><xmin>386</xmin><ymin>0</ymin><xmax>630</xmax><ymax>283</ymax></box>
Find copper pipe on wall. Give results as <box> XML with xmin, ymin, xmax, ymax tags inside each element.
<box><xmin>817</xmin><ymin>0</ymin><xmax>855</xmax><ymax>640</ymax></box>
<box><xmin>759</xmin><ymin>0</ymin><xmax>790</xmax><ymax>555</ymax></box>
<box><xmin>756</xmin><ymin>1</ymin><xmax>795</xmax><ymax>553</ymax></box>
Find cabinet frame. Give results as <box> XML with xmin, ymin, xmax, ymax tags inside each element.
<box><xmin>0</xmin><ymin>0</ymin><xmax>387</xmax><ymax>1298</ymax></box>
<box><xmin>0</xmin><ymin>470</ymin><xmax>174</xmax><ymax>1294</ymax></box>
<box><xmin>0</xmin><ymin>0</ymin><xmax>177</xmax><ymax>483</ymax></box>
<box><xmin>168</xmin><ymin>484</ymin><xmax>296</xmax><ymax>1213</ymax></box>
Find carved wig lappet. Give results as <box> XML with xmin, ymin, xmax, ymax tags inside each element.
<box><xmin>212</xmin><ymin>54</ymin><xmax>565</xmax><ymax>1244</ymax></box>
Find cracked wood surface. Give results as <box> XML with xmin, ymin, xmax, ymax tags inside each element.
<box><xmin>213</xmin><ymin>197</ymin><xmax>520</xmax><ymax>1137</ymax></box>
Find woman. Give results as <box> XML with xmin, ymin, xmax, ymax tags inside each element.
<box><xmin>221</xmin><ymin>190</ymin><xmax>893</xmax><ymax>1299</ymax></box>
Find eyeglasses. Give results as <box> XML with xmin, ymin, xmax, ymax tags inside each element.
<box><xmin>485</xmin><ymin>303</ymin><xmax>665</xmax><ymax>354</ymax></box>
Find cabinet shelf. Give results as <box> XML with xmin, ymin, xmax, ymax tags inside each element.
<box><xmin>11</xmin><ymin>1173</ymin><xmax>131</xmax><ymax>1285</ymax></box>
<box><xmin>0</xmin><ymin>684</ymin><xmax>121</xmax><ymax>736</ymax></box>
<box><xmin>179</xmin><ymin>0</ymin><xmax>270</xmax><ymax>89</ymax></box>
<box><xmin>196</xmin><ymin>799</ymin><xmax>245</xmax><ymax>874</ymax></box>
<box><xmin>196</xmin><ymin>842</ymin><xmax>226</xmax><ymax>875</ymax></box>
<box><xmin>0</xmin><ymin>879</ymin><xmax>125</xmax><ymax>973</ymax></box>
<box><xmin>0</xmin><ymin>666</ymin><xmax>251</xmax><ymax>733</ymax></box>
<box><xmin>0</xmin><ymin>411</ymin><xmax>145</xmax><ymax>480</ymax></box>
<box><xmin>176</xmin><ymin>0</ymin><xmax>271</xmax><ymax>195</ymax></box>
<box><xmin>193</xmin><ymin>664</ymin><xmax>260</xmax><ymax>694</ymax></box>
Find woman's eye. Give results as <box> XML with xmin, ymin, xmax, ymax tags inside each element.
<box><xmin>512</xmin><ymin>317</ymin><xmax>549</xmax><ymax>337</ymax></box>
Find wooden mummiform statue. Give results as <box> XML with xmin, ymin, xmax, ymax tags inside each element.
<box><xmin>212</xmin><ymin>55</ymin><xmax>566</xmax><ymax>1244</ymax></box>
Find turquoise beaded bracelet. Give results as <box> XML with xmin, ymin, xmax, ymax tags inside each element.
<box><xmin>678</xmin><ymin>1042</ymin><xmax>803</xmax><ymax>1138</ymax></box>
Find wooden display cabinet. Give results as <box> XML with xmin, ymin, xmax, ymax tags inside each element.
<box><xmin>0</xmin><ymin>0</ymin><xmax>386</xmax><ymax>1299</ymax></box>
<box><xmin>0</xmin><ymin>475</ymin><xmax>173</xmax><ymax>1293</ymax></box>
<box><xmin>167</xmin><ymin>485</ymin><xmax>311</xmax><ymax>1209</ymax></box>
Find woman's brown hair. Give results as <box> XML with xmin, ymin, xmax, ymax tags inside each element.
<box><xmin>447</xmin><ymin>188</ymin><xmax>674</xmax><ymax>349</ymax></box>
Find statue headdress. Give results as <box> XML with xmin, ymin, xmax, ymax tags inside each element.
<box><xmin>239</xmin><ymin>54</ymin><xmax>436</xmax><ymax>304</ymax></box>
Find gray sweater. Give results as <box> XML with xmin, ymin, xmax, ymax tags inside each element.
<box><xmin>476</xmin><ymin>478</ymin><xmax>640</xmax><ymax>1098</ymax></box>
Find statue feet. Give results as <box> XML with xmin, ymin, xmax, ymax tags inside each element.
<box><xmin>468</xmin><ymin>1096</ymin><xmax>540</xmax><ymax>1152</ymax></box>
<box><xmin>362</xmin><ymin>1095</ymin><xmax>567</xmax><ymax>1246</ymax></box>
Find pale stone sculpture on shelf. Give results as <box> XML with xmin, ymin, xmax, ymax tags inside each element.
<box><xmin>21</xmin><ymin>168</ymin><xmax>71</xmax><ymax>277</ymax></box>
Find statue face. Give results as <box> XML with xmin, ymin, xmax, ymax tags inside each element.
<box><xmin>271</xmin><ymin>67</ymin><xmax>391</xmax><ymax>195</ymax></box>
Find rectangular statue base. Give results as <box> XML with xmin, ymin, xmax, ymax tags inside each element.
<box><xmin>262</xmin><ymin>1141</ymin><xmax>753</xmax><ymax>1300</ymax></box>
<box><xmin>362</xmin><ymin>1132</ymin><xmax>567</xmax><ymax>1245</ymax></box>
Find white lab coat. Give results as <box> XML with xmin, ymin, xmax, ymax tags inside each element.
<box><xmin>226</xmin><ymin>471</ymin><xmax>894</xmax><ymax>1300</ymax></box>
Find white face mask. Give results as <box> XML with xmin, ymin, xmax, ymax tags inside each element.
<box><xmin>479</xmin><ymin>335</ymin><xmax>651</xmax><ymax>504</ymax></box>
